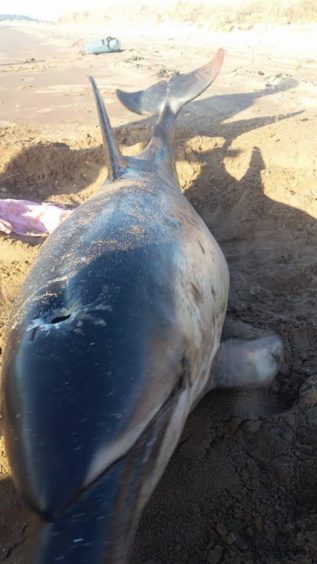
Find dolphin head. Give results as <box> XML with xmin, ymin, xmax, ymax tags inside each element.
<box><xmin>19</xmin><ymin>388</ymin><xmax>185</xmax><ymax>564</ymax></box>
<box><xmin>1</xmin><ymin>245</ymin><xmax>193</xmax><ymax>564</ymax></box>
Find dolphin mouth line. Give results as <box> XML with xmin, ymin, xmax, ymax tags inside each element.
<box><xmin>40</xmin><ymin>367</ymin><xmax>189</xmax><ymax>523</ymax></box>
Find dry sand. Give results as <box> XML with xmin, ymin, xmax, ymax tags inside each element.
<box><xmin>0</xmin><ymin>16</ymin><xmax>317</xmax><ymax>563</ymax></box>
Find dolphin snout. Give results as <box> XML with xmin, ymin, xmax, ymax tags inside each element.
<box><xmin>23</xmin><ymin>389</ymin><xmax>184</xmax><ymax>564</ymax></box>
<box><xmin>27</xmin><ymin>457</ymin><xmax>134</xmax><ymax>564</ymax></box>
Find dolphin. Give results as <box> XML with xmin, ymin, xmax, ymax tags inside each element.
<box><xmin>1</xmin><ymin>49</ymin><xmax>283</xmax><ymax>563</ymax></box>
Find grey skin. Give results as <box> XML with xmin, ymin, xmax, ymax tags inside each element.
<box><xmin>1</xmin><ymin>49</ymin><xmax>283</xmax><ymax>564</ymax></box>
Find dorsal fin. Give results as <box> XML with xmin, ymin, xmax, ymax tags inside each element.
<box><xmin>89</xmin><ymin>76</ymin><xmax>127</xmax><ymax>181</ymax></box>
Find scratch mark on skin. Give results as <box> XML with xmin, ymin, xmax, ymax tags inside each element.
<box><xmin>191</xmin><ymin>282</ymin><xmax>203</xmax><ymax>305</ymax></box>
<box><xmin>198</xmin><ymin>240</ymin><xmax>206</xmax><ymax>255</ymax></box>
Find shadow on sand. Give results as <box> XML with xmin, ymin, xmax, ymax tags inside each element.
<box><xmin>0</xmin><ymin>78</ymin><xmax>298</xmax><ymax>200</ymax></box>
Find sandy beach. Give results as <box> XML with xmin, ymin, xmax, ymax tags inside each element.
<box><xmin>0</xmin><ymin>13</ymin><xmax>317</xmax><ymax>563</ymax></box>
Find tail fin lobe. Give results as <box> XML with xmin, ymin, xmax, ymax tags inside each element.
<box><xmin>116</xmin><ymin>48</ymin><xmax>225</xmax><ymax>117</ymax></box>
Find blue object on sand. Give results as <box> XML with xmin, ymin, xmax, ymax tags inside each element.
<box><xmin>85</xmin><ymin>37</ymin><xmax>121</xmax><ymax>55</ymax></box>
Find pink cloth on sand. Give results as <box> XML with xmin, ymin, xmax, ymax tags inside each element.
<box><xmin>0</xmin><ymin>199</ymin><xmax>73</xmax><ymax>237</ymax></box>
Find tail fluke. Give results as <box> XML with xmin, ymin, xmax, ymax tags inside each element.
<box><xmin>89</xmin><ymin>76</ymin><xmax>127</xmax><ymax>181</ymax></box>
<box><xmin>129</xmin><ymin>49</ymin><xmax>225</xmax><ymax>177</ymax></box>
<box><xmin>116</xmin><ymin>48</ymin><xmax>225</xmax><ymax>117</ymax></box>
<box><xmin>90</xmin><ymin>49</ymin><xmax>225</xmax><ymax>182</ymax></box>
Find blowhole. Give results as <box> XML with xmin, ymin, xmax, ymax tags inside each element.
<box><xmin>50</xmin><ymin>314</ymin><xmax>71</xmax><ymax>324</ymax></box>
